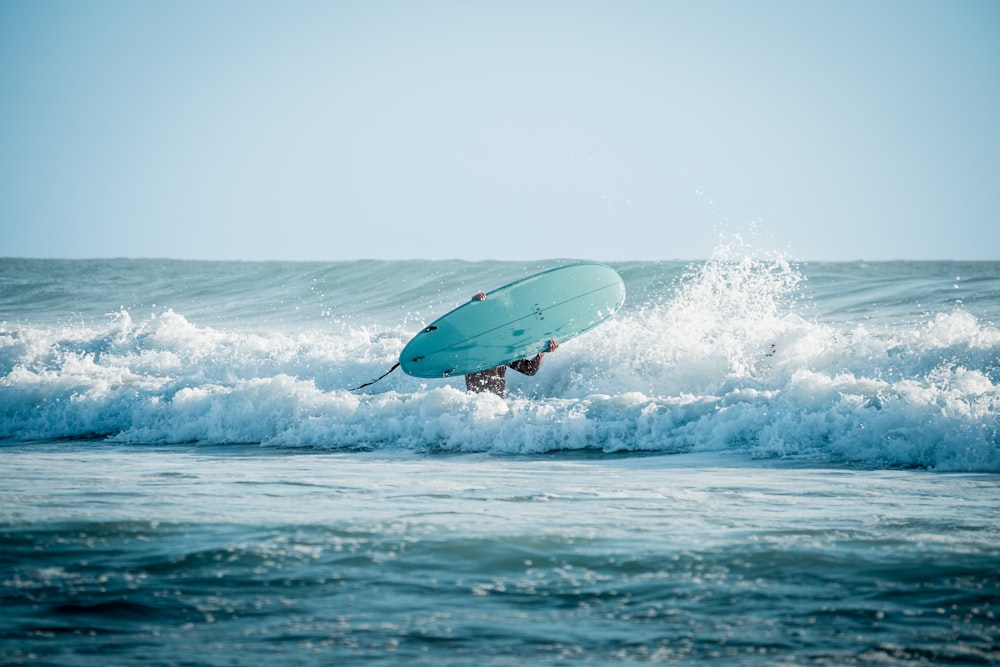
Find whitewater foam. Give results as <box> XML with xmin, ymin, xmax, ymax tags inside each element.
<box><xmin>1</xmin><ymin>250</ymin><xmax>998</xmax><ymax>470</ymax></box>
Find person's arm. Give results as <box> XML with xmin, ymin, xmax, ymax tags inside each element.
<box><xmin>508</xmin><ymin>340</ymin><xmax>558</xmax><ymax>376</ymax></box>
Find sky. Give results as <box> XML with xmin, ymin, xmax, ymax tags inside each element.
<box><xmin>1</xmin><ymin>0</ymin><xmax>998</xmax><ymax>262</ymax></box>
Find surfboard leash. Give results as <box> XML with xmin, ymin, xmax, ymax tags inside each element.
<box><xmin>350</xmin><ymin>362</ymin><xmax>399</xmax><ymax>392</ymax></box>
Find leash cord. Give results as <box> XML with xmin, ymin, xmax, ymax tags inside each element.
<box><xmin>350</xmin><ymin>362</ymin><xmax>400</xmax><ymax>391</ymax></box>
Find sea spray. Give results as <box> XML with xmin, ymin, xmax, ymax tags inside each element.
<box><xmin>3</xmin><ymin>254</ymin><xmax>998</xmax><ymax>667</ymax></box>
<box><xmin>1</xmin><ymin>253</ymin><xmax>998</xmax><ymax>469</ymax></box>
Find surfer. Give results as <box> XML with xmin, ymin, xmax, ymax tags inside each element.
<box><xmin>464</xmin><ymin>292</ymin><xmax>559</xmax><ymax>397</ymax></box>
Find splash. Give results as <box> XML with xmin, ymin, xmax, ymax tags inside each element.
<box><xmin>554</xmin><ymin>235</ymin><xmax>807</xmax><ymax>398</ymax></box>
<box><xmin>1</xmin><ymin>253</ymin><xmax>998</xmax><ymax>471</ymax></box>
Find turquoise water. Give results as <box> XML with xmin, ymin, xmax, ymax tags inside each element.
<box><xmin>2</xmin><ymin>248</ymin><xmax>998</xmax><ymax>664</ymax></box>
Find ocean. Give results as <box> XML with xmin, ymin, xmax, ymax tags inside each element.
<box><xmin>1</xmin><ymin>245</ymin><xmax>998</xmax><ymax>665</ymax></box>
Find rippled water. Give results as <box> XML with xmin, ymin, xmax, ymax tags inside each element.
<box><xmin>2</xmin><ymin>249</ymin><xmax>998</xmax><ymax>664</ymax></box>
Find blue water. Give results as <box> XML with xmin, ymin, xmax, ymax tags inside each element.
<box><xmin>2</xmin><ymin>244</ymin><xmax>998</xmax><ymax>665</ymax></box>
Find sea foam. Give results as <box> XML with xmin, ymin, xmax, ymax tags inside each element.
<box><xmin>1</xmin><ymin>248</ymin><xmax>998</xmax><ymax>470</ymax></box>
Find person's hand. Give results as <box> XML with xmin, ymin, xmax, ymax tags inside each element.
<box><xmin>472</xmin><ymin>292</ymin><xmax>486</xmax><ymax>301</ymax></box>
<box><xmin>546</xmin><ymin>339</ymin><xmax>558</xmax><ymax>353</ymax></box>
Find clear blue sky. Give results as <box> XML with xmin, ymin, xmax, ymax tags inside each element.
<box><xmin>1</xmin><ymin>0</ymin><xmax>998</xmax><ymax>261</ymax></box>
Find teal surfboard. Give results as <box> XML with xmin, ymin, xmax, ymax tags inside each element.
<box><xmin>399</xmin><ymin>263</ymin><xmax>625</xmax><ymax>378</ymax></box>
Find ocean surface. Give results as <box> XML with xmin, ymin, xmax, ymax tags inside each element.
<box><xmin>2</xmin><ymin>245</ymin><xmax>998</xmax><ymax>665</ymax></box>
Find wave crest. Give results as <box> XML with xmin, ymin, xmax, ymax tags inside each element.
<box><xmin>2</xmin><ymin>250</ymin><xmax>998</xmax><ymax>471</ymax></box>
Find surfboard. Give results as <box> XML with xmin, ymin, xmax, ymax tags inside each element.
<box><xmin>399</xmin><ymin>262</ymin><xmax>626</xmax><ymax>378</ymax></box>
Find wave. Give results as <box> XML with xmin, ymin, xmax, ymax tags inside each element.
<box><xmin>1</xmin><ymin>246</ymin><xmax>998</xmax><ymax>471</ymax></box>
